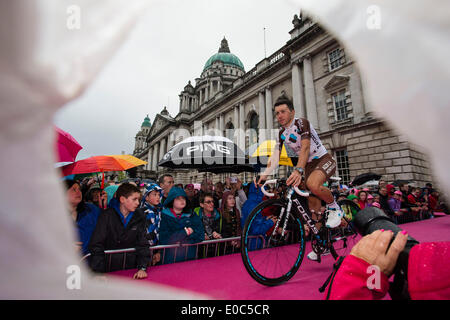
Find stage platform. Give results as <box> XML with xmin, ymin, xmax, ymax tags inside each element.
<box><xmin>109</xmin><ymin>215</ymin><xmax>450</xmax><ymax>300</ymax></box>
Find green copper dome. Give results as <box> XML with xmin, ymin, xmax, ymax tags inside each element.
<box><xmin>141</xmin><ymin>115</ymin><xmax>151</xmax><ymax>127</ymax></box>
<box><xmin>203</xmin><ymin>38</ymin><xmax>245</xmax><ymax>72</ymax></box>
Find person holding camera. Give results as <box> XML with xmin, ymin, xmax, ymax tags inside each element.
<box><xmin>323</xmin><ymin>207</ymin><xmax>450</xmax><ymax>300</ymax></box>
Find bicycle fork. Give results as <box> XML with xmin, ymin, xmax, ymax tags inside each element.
<box><xmin>271</xmin><ymin>190</ymin><xmax>294</xmax><ymax>239</ymax></box>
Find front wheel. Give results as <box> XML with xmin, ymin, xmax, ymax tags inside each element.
<box><xmin>241</xmin><ymin>199</ymin><xmax>306</xmax><ymax>286</ymax></box>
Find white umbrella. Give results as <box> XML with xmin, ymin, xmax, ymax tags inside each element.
<box><xmin>158</xmin><ymin>135</ymin><xmax>247</xmax><ymax>169</ymax></box>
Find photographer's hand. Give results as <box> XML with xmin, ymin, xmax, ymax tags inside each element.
<box><xmin>350</xmin><ymin>230</ymin><xmax>408</xmax><ymax>277</ymax></box>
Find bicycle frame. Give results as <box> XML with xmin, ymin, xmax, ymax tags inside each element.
<box><xmin>280</xmin><ymin>187</ymin><xmax>321</xmax><ymax>236</ymax></box>
<box><xmin>261</xmin><ymin>179</ymin><xmax>333</xmax><ymax>255</ymax></box>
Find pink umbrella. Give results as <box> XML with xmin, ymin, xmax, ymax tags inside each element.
<box><xmin>55</xmin><ymin>126</ymin><xmax>82</xmax><ymax>163</ymax></box>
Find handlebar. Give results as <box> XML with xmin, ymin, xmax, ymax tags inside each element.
<box><xmin>260</xmin><ymin>179</ymin><xmax>309</xmax><ymax>198</ymax></box>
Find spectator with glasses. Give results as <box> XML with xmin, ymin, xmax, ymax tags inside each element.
<box><xmin>194</xmin><ymin>192</ymin><xmax>223</xmax><ymax>241</ymax></box>
<box><xmin>194</xmin><ymin>192</ymin><xmax>223</xmax><ymax>257</ymax></box>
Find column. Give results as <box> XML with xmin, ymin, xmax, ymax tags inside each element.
<box><xmin>291</xmin><ymin>61</ymin><xmax>305</xmax><ymax>118</ymax></box>
<box><xmin>258</xmin><ymin>91</ymin><xmax>266</xmax><ymax>142</ymax></box>
<box><xmin>265</xmin><ymin>87</ymin><xmax>273</xmax><ymax>130</ymax></box>
<box><xmin>239</xmin><ymin>102</ymin><xmax>245</xmax><ymax>150</ymax></box>
<box><xmin>219</xmin><ymin>113</ymin><xmax>224</xmax><ymax>136</ymax></box>
<box><xmin>303</xmin><ymin>55</ymin><xmax>319</xmax><ymax>129</ymax></box>
<box><xmin>199</xmin><ymin>90</ymin><xmax>203</xmax><ymax>105</ymax></box>
<box><xmin>159</xmin><ymin>137</ymin><xmax>166</xmax><ymax>162</ymax></box>
<box><xmin>167</xmin><ymin>131</ymin><xmax>174</xmax><ymax>151</ymax></box>
<box><xmin>152</xmin><ymin>143</ymin><xmax>159</xmax><ymax>171</ymax></box>
<box><xmin>215</xmin><ymin>116</ymin><xmax>219</xmax><ymax>131</ymax></box>
<box><xmin>233</xmin><ymin>106</ymin><xmax>239</xmax><ymax>144</ymax></box>
<box><xmin>205</xmin><ymin>83</ymin><xmax>209</xmax><ymax>101</ymax></box>
<box><xmin>154</xmin><ymin>142</ymin><xmax>160</xmax><ymax>172</ymax></box>
<box><xmin>147</xmin><ymin>146</ymin><xmax>153</xmax><ymax>171</ymax></box>
<box><xmin>151</xmin><ymin>145</ymin><xmax>157</xmax><ymax>171</ymax></box>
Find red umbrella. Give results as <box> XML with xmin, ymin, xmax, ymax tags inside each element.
<box><xmin>61</xmin><ymin>155</ymin><xmax>147</xmax><ymax>189</ymax></box>
<box><xmin>55</xmin><ymin>126</ymin><xmax>83</xmax><ymax>163</ymax></box>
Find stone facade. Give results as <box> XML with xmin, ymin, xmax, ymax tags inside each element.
<box><xmin>133</xmin><ymin>12</ymin><xmax>432</xmax><ymax>187</ymax></box>
<box><xmin>319</xmin><ymin>120</ymin><xmax>432</xmax><ymax>186</ymax></box>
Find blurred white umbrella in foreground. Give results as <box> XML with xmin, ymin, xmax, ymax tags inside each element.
<box><xmin>293</xmin><ymin>0</ymin><xmax>450</xmax><ymax>194</ymax></box>
<box><xmin>0</xmin><ymin>0</ymin><xmax>207</xmax><ymax>299</ymax></box>
<box><xmin>0</xmin><ymin>0</ymin><xmax>449</xmax><ymax>299</ymax></box>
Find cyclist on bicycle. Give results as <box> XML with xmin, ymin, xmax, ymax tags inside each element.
<box><xmin>257</xmin><ymin>93</ymin><xmax>343</xmax><ymax>260</ymax></box>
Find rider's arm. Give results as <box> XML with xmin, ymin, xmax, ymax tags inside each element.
<box><xmin>286</xmin><ymin>137</ymin><xmax>310</xmax><ymax>187</ymax></box>
<box><xmin>296</xmin><ymin>138</ymin><xmax>310</xmax><ymax>172</ymax></box>
<box><xmin>261</xmin><ymin>147</ymin><xmax>280</xmax><ymax>177</ymax></box>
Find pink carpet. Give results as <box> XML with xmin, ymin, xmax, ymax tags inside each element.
<box><xmin>109</xmin><ymin>215</ymin><xmax>450</xmax><ymax>299</ymax></box>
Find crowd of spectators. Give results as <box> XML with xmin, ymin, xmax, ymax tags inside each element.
<box><xmin>64</xmin><ymin>173</ymin><xmax>449</xmax><ymax>279</ymax></box>
<box><xmin>330</xmin><ymin>179</ymin><xmax>448</xmax><ymax>224</ymax></box>
<box><xmin>64</xmin><ymin>174</ymin><xmax>257</xmax><ymax>277</ymax></box>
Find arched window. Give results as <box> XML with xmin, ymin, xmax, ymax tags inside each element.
<box><xmin>225</xmin><ymin>122</ymin><xmax>234</xmax><ymax>140</ymax></box>
<box><xmin>249</xmin><ymin>112</ymin><xmax>259</xmax><ymax>146</ymax></box>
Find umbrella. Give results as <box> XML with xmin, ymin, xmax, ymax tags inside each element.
<box><xmin>198</xmin><ymin>163</ymin><xmax>257</xmax><ymax>174</ymax></box>
<box><xmin>61</xmin><ymin>155</ymin><xmax>147</xmax><ymax>189</ymax></box>
<box><xmin>61</xmin><ymin>172</ymin><xmax>97</xmax><ymax>181</ymax></box>
<box><xmin>55</xmin><ymin>126</ymin><xmax>83</xmax><ymax>163</ymax></box>
<box><xmin>351</xmin><ymin>172</ymin><xmax>382</xmax><ymax>186</ymax></box>
<box><xmin>158</xmin><ymin>135</ymin><xmax>247</xmax><ymax>169</ymax></box>
<box><xmin>249</xmin><ymin>140</ymin><xmax>294</xmax><ymax>167</ymax></box>
<box><xmin>392</xmin><ymin>179</ymin><xmax>411</xmax><ymax>186</ymax></box>
<box><xmin>141</xmin><ymin>179</ymin><xmax>156</xmax><ymax>185</ymax></box>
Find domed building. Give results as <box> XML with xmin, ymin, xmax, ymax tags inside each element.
<box><xmin>179</xmin><ymin>37</ymin><xmax>245</xmax><ymax>114</ymax></box>
<box><xmin>133</xmin><ymin>115</ymin><xmax>151</xmax><ymax>155</ymax></box>
<box><xmin>202</xmin><ymin>37</ymin><xmax>245</xmax><ymax>76</ymax></box>
<box><xmin>134</xmin><ymin>12</ymin><xmax>432</xmax><ymax>188</ymax></box>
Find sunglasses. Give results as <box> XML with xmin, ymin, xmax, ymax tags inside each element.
<box><xmin>203</xmin><ymin>200</ymin><xmax>214</xmax><ymax>204</ymax></box>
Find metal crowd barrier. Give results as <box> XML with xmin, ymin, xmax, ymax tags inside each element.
<box><xmin>81</xmin><ymin>235</ymin><xmax>265</xmax><ymax>271</ymax></box>
<box><xmin>392</xmin><ymin>209</ymin><xmax>433</xmax><ymax>224</ymax></box>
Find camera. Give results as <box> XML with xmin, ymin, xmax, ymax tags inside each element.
<box><xmin>353</xmin><ymin>207</ymin><xmax>420</xmax><ymax>300</ymax></box>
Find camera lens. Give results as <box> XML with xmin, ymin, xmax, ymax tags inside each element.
<box><xmin>353</xmin><ymin>207</ymin><xmax>420</xmax><ymax>299</ymax></box>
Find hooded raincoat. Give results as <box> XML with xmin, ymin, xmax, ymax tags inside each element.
<box><xmin>159</xmin><ymin>187</ymin><xmax>204</xmax><ymax>263</ymax></box>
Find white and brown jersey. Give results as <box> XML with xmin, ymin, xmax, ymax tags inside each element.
<box><xmin>276</xmin><ymin>118</ymin><xmax>328</xmax><ymax>164</ymax></box>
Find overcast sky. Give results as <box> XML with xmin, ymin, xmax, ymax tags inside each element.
<box><xmin>54</xmin><ymin>0</ymin><xmax>300</xmax><ymax>160</ymax></box>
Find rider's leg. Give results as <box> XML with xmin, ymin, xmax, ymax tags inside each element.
<box><xmin>308</xmin><ymin>196</ymin><xmax>323</xmax><ymax>231</ymax></box>
<box><xmin>306</xmin><ymin>170</ymin><xmax>333</xmax><ymax>203</ymax></box>
<box><xmin>306</xmin><ymin>170</ymin><xmax>343</xmax><ymax>229</ymax></box>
